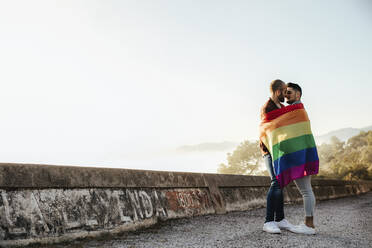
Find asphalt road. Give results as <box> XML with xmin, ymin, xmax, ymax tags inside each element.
<box><xmin>47</xmin><ymin>192</ymin><xmax>372</xmax><ymax>248</ymax></box>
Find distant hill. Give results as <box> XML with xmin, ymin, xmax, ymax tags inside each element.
<box><xmin>316</xmin><ymin>125</ymin><xmax>372</xmax><ymax>144</ymax></box>
<box><xmin>360</xmin><ymin>125</ymin><xmax>372</xmax><ymax>132</ymax></box>
<box><xmin>177</xmin><ymin>141</ymin><xmax>239</xmax><ymax>152</ymax></box>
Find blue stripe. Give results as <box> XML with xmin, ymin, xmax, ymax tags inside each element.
<box><xmin>274</xmin><ymin>147</ymin><xmax>319</xmax><ymax>176</ymax></box>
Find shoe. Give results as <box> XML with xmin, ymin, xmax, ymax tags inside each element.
<box><xmin>291</xmin><ymin>223</ymin><xmax>316</xmax><ymax>235</ymax></box>
<box><xmin>275</xmin><ymin>219</ymin><xmax>295</xmax><ymax>232</ymax></box>
<box><xmin>263</xmin><ymin>221</ymin><xmax>281</xmax><ymax>234</ymax></box>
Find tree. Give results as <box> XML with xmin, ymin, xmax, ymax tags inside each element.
<box><xmin>317</xmin><ymin>136</ymin><xmax>345</xmax><ymax>178</ymax></box>
<box><xmin>218</xmin><ymin>140</ymin><xmax>262</xmax><ymax>175</ymax></box>
<box><xmin>318</xmin><ymin>131</ymin><xmax>372</xmax><ymax>180</ymax></box>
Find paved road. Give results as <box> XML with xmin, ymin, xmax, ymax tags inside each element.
<box><xmin>47</xmin><ymin>192</ymin><xmax>372</xmax><ymax>248</ymax></box>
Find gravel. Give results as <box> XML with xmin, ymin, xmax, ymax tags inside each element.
<box><xmin>47</xmin><ymin>192</ymin><xmax>372</xmax><ymax>248</ymax></box>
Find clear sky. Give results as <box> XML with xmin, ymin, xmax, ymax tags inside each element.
<box><xmin>0</xmin><ymin>1</ymin><xmax>371</xmax><ymax>171</ymax></box>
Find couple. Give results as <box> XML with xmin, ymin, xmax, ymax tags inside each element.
<box><xmin>259</xmin><ymin>79</ymin><xmax>319</xmax><ymax>235</ymax></box>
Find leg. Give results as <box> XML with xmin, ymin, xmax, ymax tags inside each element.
<box><xmin>273</xmin><ymin>180</ymin><xmax>284</xmax><ymax>222</ymax></box>
<box><xmin>294</xmin><ymin>176</ymin><xmax>316</xmax><ymax>227</ymax></box>
<box><xmin>264</xmin><ymin>154</ymin><xmax>284</xmax><ymax>223</ymax></box>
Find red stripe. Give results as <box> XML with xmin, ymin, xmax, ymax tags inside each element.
<box><xmin>263</xmin><ymin>103</ymin><xmax>304</xmax><ymax>122</ymax></box>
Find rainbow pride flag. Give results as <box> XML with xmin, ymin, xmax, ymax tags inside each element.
<box><xmin>259</xmin><ymin>103</ymin><xmax>319</xmax><ymax>188</ymax></box>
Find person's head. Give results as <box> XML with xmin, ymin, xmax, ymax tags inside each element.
<box><xmin>285</xmin><ymin>82</ymin><xmax>302</xmax><ymax>104</ymax></box>
<box><xmin>270</xmin><ymin>79</ymin><xmax>286</xmax><ymax>103</ymax></box>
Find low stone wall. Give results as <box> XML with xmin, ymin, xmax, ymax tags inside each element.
<box><xmin>0</xmin><ymin>163</ymin><xmax>371</xmax><ymax>247</ymax></box>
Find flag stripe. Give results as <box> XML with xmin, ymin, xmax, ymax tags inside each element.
<box><xmin>263</xmin><ymin>103</ymin><xmax>304</xmax><ymax>121</ymax></box>
<box><xmin>274</xmin><ymin>147</ymin><xmax>319</xmax><ymax>176</ymax></box>
<box><xmin>272</xmin><ymin>134</ymin><xmax>316</xmax><ymax>161</ymax></box>
<box><xmin>277</xmin><ymin>161</ymin><xmax>319</xmax><ymax>188</ymax></box>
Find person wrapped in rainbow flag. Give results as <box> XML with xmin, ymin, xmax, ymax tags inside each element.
<box><xmin>260</xmin><ymin>81</ymin><xmax>318</xmax><ymax>235</ymax></box>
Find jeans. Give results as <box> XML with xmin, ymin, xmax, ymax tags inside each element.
<box><xmin>264</xmin><ymin>154</ymin><xmax>284</xmax><ymax>222</ymax></box>
<box><xmin>294</xmin><ymin>176</ymin><xmax>315</xmax><ymax>217</ymax></box>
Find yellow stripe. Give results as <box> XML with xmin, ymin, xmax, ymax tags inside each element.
<box><xmin>267</xmin><ymin>121</ymin><xmax>312</xmax><ymax>147</ymax></box>
<box><xmin>262</xmin><ymin>136</ymin><xmax>273</xmax><ymax>154</ymax></box>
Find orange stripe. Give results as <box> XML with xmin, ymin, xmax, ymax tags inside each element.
<box><xmin>259</xmin><ymin>109</ymin><xmax>309</xmax><ymax>140</ymax></box>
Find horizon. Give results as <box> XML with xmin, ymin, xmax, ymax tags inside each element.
<box><xmin>1</xmin><ymin>1</ymin><xmax>371</xmax><ymax>172</ymax></box>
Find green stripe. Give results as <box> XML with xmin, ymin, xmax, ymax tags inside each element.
<box><xmin>272</xmin><ymin>134</ymin><xmax>316</xmax><ymax>161</ymax></box>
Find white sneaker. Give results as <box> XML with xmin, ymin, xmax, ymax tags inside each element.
<box><xmin>275</xmin><ymin>219</ymin><xmax>295</xmax><ymax>232</ymax></box>
<box><xmin>291</xmin><ymin>223</ymin><xmax>316</xmax><ymax>235</ymax></box>
<box><xmin>263</xmin><ymin>221</ymin><xmax>281</xmax><ymax>234</ymax></box>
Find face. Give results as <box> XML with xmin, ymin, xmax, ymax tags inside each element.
<box><xmin>277</xmin><ymin>84</ymin><xmax>286</xmax><ymax>103</ymax></box>
<box><xmin>285</xmin><ymin>87</ymin><xmax>297</xmax><ymax>104</ymax></box>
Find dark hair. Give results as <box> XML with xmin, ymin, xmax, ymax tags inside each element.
<box><xmin>270</xmin><ymin>79</ymin><xmax>285</xmax><ymax>94</ymax></box>
<box><xmin>287</xmin><ymin>82</ymin><xmax>302</xmax><ymax>96</ymax></box>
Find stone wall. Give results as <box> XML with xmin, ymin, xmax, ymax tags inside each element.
<box><xmin>0</xmin><ymin>163</ymin><xmax>371</xmax><ymax>247</ymax></box>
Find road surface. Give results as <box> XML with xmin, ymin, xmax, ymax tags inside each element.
<box><xmin>43</xmin><ymin>192</ymin><xmax>372</xmax><ymax>248</ymax></box>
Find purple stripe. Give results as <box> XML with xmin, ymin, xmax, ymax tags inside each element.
<box><xmin>277</xmin><ymin>161</ymin><xmax>319</xmax><ymax>188</ymax></box>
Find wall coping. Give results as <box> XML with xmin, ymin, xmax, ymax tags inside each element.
<box><xmin>1</xmin><ymin>163</ymin><xmax>370</xmax><ymax>189</ymax></box>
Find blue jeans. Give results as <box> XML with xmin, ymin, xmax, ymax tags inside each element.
<box><xmin>264</xmin><ymin>154</ymin><xmax>284</xmax><ymax>222</ymax></box>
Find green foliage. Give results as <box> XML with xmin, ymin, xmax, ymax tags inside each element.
<box><xmin>318</xmin><ymin>131</ymin><xmax>372</xmax><ymax>180</ymax></box>
<box><xmin>218</xmin><ymin>140</ymin><xmax>262</xmax><ymax>175</ymax></box>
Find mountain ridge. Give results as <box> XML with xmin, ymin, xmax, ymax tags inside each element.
<box><xmin>315</xmin><ymin>125</ymin><xmax>372</xmax><ymax>144</ymax></box>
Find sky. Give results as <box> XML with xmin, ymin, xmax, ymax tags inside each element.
<box><xmin>0</xmin><ymin>0</ymin><xmax>371</xmax><ymax>172</ymax></box>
